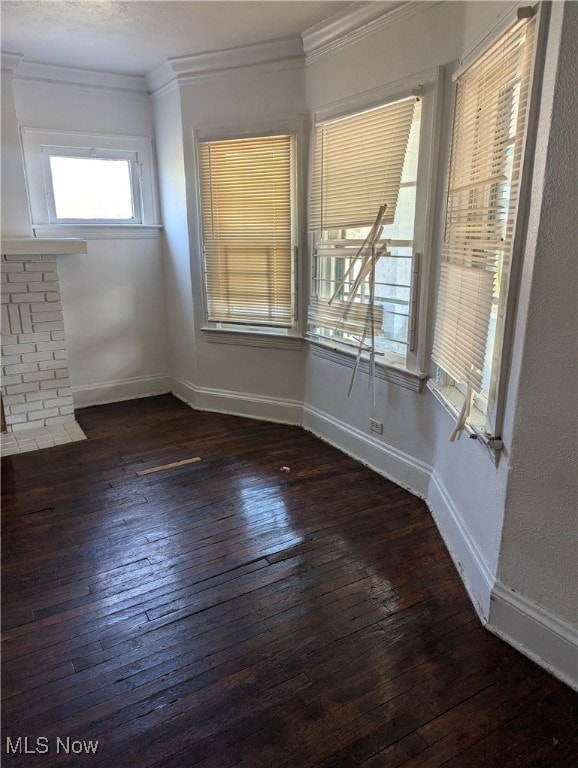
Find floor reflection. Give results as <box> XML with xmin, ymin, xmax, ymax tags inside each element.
<box><xmin>238</xmin><ymin>475</ymin><xmax>303</xmax><ymax>552</ymax></box>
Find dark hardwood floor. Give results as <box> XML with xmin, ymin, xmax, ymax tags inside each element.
<box><xmin>2</xmin><ymin>395</ymin><xmax>576</xmax><ymax>767</ymax></box>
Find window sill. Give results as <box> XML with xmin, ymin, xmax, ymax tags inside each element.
<box><xmin>32</xmin><ymin>224</ymin><xmax>163</xmax><ymax>240</ymax></box>
<box><xmin>201</xmin><ymin>327</ymin><xmax>303</xmax><ymax>351</ymax></box>
<box><xmin>427</xmin><ymin>380</ymin><xmax>503</xmax><ymax>455</ymax></box>
<box><xmin>308</xmin><ymin>338</ymin><xmax>426</xmax><ymax>393</ymax></box>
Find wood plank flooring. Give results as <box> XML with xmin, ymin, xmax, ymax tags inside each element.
<box><xmin>2</xmin><ymin>395</ymin><xmax>576</xmax><ymax>766</ymax></box>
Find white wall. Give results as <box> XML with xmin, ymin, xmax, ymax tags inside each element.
<box><xmin>154</xmin><ymin>61</ymin><xmax>308</xmax><ymax>421</ymax></box>
<box><xmin>12</xmin><ymin>76</ymin><xmax>170</xmax><ymax>405</ymax></box>
<box><xmin>1</xmin><ymin>62</ymin><xmax>33</xmax><ymax>237</ymax></box>
<box><xmin>303</xmin><ymin>352</ymin><xmax>435</xmax><ymax>496</ymax></box>
<box><xmin>486</xmin><ymin>1</ymin><xmax>577</xmax><ymax>686</ymax></box>
<box><xmin>497</xmin><ymin>0</ymin><xmax>577</xmax><ymax>626</ymax></box>
<box><xmin>152</xmin><ymin>84</ymin><xmax>197</xmax><ymax>395</ymax></box>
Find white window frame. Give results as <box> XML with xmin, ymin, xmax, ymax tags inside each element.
<box><xmin>194</xmin><ymin>117</ymin><xmax>303</xmax><ymax>346</ymax></box>
<box><xmin>21</xmin><ymin>128</ymin><xmax>160</xmax><ymax>238</ymax></box>
<box><xmin>43</xmin><ymin>148</ymin><xmax>142</xmax><ymax>224</ymax></box>
<box><xmin>429</xmin><ymin>3</ymin><xmax>547</xmax><ymax>447</ymax></box>
<box><xmin>307</xmin><ymin>67</ymin><xmax>442</xmax><ymax>387</ymax></box>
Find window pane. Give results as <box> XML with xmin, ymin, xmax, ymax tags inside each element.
<box><xmin>49</xmin><ymin>156</ymin><xmax>134</xmax><ymax>220</ymax></box>
<box><xmin>431</xmin><ymin>17</ymin><xmax>537</xmax><ymax>404</ymax></box>
<box><xmin>309</xmin><ymin>101</ymin><xmax>421</xmax><ymax>369</ymax></box>
<box><xmin>198</xmin><ymin>135</ymin><xmax>293</xmax><ymax>328</ymax></box>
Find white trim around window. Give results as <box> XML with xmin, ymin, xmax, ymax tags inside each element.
<box><xmin>21</xmin><ymin>128</ymin><xmax>160</xmax><ymax>235</ymax></box>
<box><xmin>307</xmin><ymin>66</ymin><xmax>443</xmax><ymax>381</ymax></box>
<box><xmin>431</xmin><ymin>2</ymin><xmax>547</xmax><ymax>445</ymax></box>
<box><xmin>193</xmin><ymin>116</ymin><xmax>304</xmax><ymax>345</ymax></box>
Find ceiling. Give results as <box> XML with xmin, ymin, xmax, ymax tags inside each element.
<box><xmin>1</xmin><ymin>1</ymin><xmax>359</xmax><ymax>77</ymax></box>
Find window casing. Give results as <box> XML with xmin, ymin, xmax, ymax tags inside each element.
<box><xmin>310</xmin><ymin>99</ymin><xmax>421</xmax><ymax>369</ymax></box>
<box><xmin>21</xmin><ymin>129</ymin><xmax>159</xmax><ymax>235</ymax></box>
<box><xmin>431</xmin><ymin>10</ymin><xmax>539</xmax><ymax>440</ymax></box>
<box><xmin>197</xmin><ymin>133</ymin><xmax>297</xmax><ymax>334</ymax></box>
<box><xmin>43</xmin><ymin>148</ymin><xmax>141</xmax><ymax>223</ymax></box>
<box><xmin>308</xmin><ymin>73</ymin><xmax>440</xmax><ymax>379</ymax></box>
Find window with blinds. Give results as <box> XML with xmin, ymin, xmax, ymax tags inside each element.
<box><xmin>308</xmin><ymin>96</ymin><xmax>421</xmax><ymax>370</ymax></box>
<box><xmin>310</xmin><ymin>97</ymin><xmax>417</xmax><ymax>232</ymax></box>
<box><xmin>198</xmin><ymin>134</ymin><xmax>294</xmax><ymax>329</ymax></box>
<box><xmin>432</xmin><ymin>12</ymin><xmax>537</xmax><ymax>436</ymax></box>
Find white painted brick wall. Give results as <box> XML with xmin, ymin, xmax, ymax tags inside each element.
<box><xmin>1</xmin><ymin>254</ymin><xmax>76</xmax><ymax>431</ymax></box>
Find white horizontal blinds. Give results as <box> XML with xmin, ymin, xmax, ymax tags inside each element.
<box><xmin>308</xmin><ymin>296</ymin><xmax>384</xmax><ymax>337</ymax></box>
<box><xmin>432</xmin><ymin>15</ymin><xmax>536</xmax><ymax>393</ymax></box>
<box><xmin>434</xmin><ymin>263</ymin><xmax>495</xmax><ymax>389</ymax></box>
<box><xmin>310</xmin><ymin>97</ymin><xmax>416</xmax><ymax>231</ymax></box>
<box><xmin>199</xmin><ymin>134</ymin><xmax>293</xmax><ymax>327</ymax></box>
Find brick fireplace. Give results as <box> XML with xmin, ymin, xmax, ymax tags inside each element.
<box><xmin>1</xmin><ymin>238</ymin><xmax>87</xmax><ymax>434</ymax></box>
<box><xmin>1</xmin><ymin>58</ymin><xmax>89</xmax><ymax>448</ymax></box>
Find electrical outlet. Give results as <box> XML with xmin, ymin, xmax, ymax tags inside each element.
<box><xmin>369</xmin><ymin>419</ymin><xmax>383</xmax><ymax>435</ymax></box>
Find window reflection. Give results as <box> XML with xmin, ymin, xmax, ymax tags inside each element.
<box><xmin>238</xmin><ymin>476</ymin><xmax>303</xmax><ymax>551</ymax></box>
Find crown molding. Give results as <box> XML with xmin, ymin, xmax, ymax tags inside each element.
<box><xmin>13</xmin><ymin>60</ymin><xmax>148</xmax><ymax>96</ymax></box>
<box><xmin>303</xmin><ymin>0</ymin><xmax>441</xmax><ymax>64</ymax></box>
<box><xmin>302</xmin><ymin>1</ymin><xmax>404</xmax><ymax>53</ymax></box>
<box><xmin>146</xmin><ymin>36</ymin><xmax>304</xmax><ymax>94</ymax></box>
<box><xmin>1</xmin><ymin>52</ymin><xmax>23</xmax><ymax>73</ymax></box>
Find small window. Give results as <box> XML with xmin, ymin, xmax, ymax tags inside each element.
<box><xmin>21</xmin><ymin>129</ymin><xmax>158</xmax><ymax>231</ymax></box>
<box><xmin>308</xmin><ymin>94</ymin><xmax>424</xmax><ymax>372</ymax></box>
<box><xmin>46</xmin><ymin>152</ymin><xmax>139</xmax><ymax>222</ymax></box>
<box><xmin>197</xmin><ymin>133</ymin><xmax>296</xmax><ymax>332</ymax></box>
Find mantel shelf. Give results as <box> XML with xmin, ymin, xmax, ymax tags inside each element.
<box><xmin>1</xmin><ymin>237</ymin><xmax>88</xmax><ymax>256</ymax></box>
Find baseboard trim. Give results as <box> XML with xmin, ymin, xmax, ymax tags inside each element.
<box><xmin>488</xmin><ymin>582</ymin><xmax>578</xmax><ymax>691</ymax></box>
<box><xmin>302</xmin><ymin>403</ymin><xmax>431</xmax><ymax>498</ymax></box>
<box><xmin>171</xmin><ymin>378</ymin><xmax>302</xmax><ymax>426</ymax></box>
<box><xmin>73</xmin><ymin>374</ymin><xmax>171</xmax><ymax>407</ymax></box>
<box><xmin>171</xmin><ymin>376</ymin><xmax>198</xmax><ymax>409</ymax></box>
<box><xmin>427</xmin><ymin>470</ymin><xmax>495</xmax><ymax>621</ymax></box>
